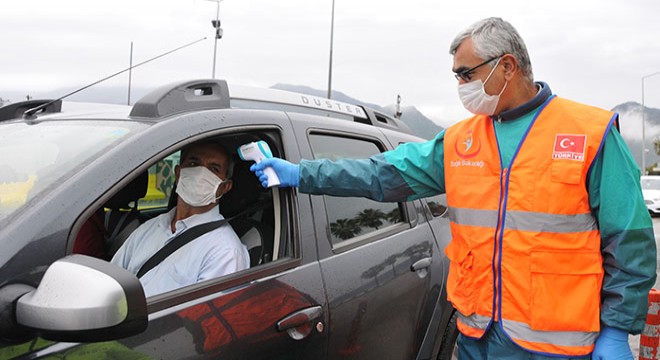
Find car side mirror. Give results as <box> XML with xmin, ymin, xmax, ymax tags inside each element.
<box><xmin>6</xmin><ymin>255</ymin><xmax>147</xmax><ymax>342</ymax></box>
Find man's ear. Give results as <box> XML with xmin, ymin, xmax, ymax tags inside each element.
<box><xmin>501</xmin><ymin>54</ymin><xmax>518</xmax><ymax>81</ymax></box>
<box><xmin>220</xmin><ymin>179</ymin><xmax>233</xmax><ymax>195</ymax></box>
<box><xmin>174</xmin><ymin>165</ymin><xmax>180</xmax><ymax>185</ymax></box>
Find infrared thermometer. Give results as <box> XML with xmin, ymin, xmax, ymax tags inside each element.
<box><xmin>238</xmin><ymin>140</ymin><xmax>281</xmax><ymax>187</ymax></box>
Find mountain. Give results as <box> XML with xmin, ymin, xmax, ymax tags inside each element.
<box><xmin>271</xmin><ymin>83</ymin><xmax>443</xmax><ymax>140</ymax></box>
<box><xmin>383</xmin><ymin>104</ymin><xmax>443</xmax><ymax>140</ymax></box>
<box><xmin>611</xmin><ymin>102</ymin><xmax>660</xmax><ymax>172</ymax></box>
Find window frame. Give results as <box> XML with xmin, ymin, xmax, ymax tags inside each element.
<box><xmin>424</xmin><ymin>193</ymin><xmax>449</xmax><ymax>219</ymax></box>
<box><xmin>67</xmin><ymin>126</ymin><xmax>303</xmax><ymax>312</ymax></box>
<box><xmin>306</xmin><ymin>129</ymin><xmax>415</xmax><ymax>253</ymax></box>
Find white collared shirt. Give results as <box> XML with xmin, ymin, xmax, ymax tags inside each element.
<box><xmin>111</xmin><ymin>205</ymin><xmax>249</xmax><ymax>297</ymax></box>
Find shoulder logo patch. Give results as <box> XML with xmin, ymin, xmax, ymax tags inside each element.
<box><xmin>455</xmin><ymin>130</ymin><xmax>482</xmax><ymax>159</ymax></box>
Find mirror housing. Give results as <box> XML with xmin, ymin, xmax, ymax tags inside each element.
<box><xmin>15</xmin><ymin>255</ymin><xmax>147</xmax><ymax>342</ymax></box>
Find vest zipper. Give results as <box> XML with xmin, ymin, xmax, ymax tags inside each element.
<box><xmin>493</xmin><ymin>167</ymin><xmax>508</xmax><ymax>321</ymax></box>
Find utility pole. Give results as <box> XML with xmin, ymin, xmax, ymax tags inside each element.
<box><xmin>127</xmin><ymin>41</ymin><xmax>133</xmax><ymax>105</ymax></box>
<box><xmin>207</xmin><ymin>0</ymin><xmax>224</xmax><ymax>79</ymax></box>
<box><xmin>327</xmin><ymin>0</ymin><xmax>335</xmax><ymax>99</ymax></box>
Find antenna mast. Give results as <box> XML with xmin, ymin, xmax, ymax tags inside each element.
<box><xmin>24</xmin><ymin>37</ymin><xmax>207</xmax><ymax>119</ymax></box>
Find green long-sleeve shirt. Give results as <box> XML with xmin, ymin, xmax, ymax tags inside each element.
<box><xmin>299</xmin><ymin>82</ymin><xmax>656</xmax><ymax>334</ymax></box>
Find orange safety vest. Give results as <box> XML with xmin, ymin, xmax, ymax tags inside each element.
<box><xmin>443</xmin><ymin>96</ymin><xmax>617</xmax><ymax>356</ymax></box>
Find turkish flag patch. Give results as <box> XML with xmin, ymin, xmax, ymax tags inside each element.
<box><xmin>552</xmin><ymin>134</ymin><xmax>587</xmax><ymax>161</ymax></box>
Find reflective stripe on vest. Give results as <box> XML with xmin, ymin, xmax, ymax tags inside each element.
<box><xmin>457</xmin><ymin>312</ymin><xmax>491</xmax><ymax>338</ymax></box>
<box><xmin>502</xmin><ymin>319</ymin><xmax>598</xmax><ymax>348</ymax></box>
<box><xmin>455</xmin><ymin>314</ymin><xmax>599</xmax><ymax>352</ymax></box>
<box><xmin>443</xmin><ymin>96</ymin><xmax>616</xmax><ymax>356</ymax></box>
<box><xmin>449</xmin><ymin>208</ymin><xmax>598</xmax><ymax>233</ymax></box>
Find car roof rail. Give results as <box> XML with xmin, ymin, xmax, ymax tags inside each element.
<box><xmin>130</xmin><ymin>79</ymin><xmax>230</xmax><ymax>118</ymax></box>
<box><xmin>0</xmin><ymin>99</ymin><xmax>62</xmax><ymax>121</ymax></box>
<box><xmin>130</xmin><ymin>79</ymin><xmax>369</xmax><ymax>122</ymax></box>
<box><xmin>227</xmin><ymin>84</ymin><xmax>369</xmax><ymax>121</ymax></box>
<box><xmin>129</xmin><ymin>79</ymin><xmax>410</xmax><ymax>134</ymax></box>
<box><xmin>362</xmin><ymin>107</ymin><xmax>413</xmax><ymax>134</ymax></box>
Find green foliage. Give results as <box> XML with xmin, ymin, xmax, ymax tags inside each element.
<box><xmin>386</xmin><ymin>208</ymin><xmax>400</xmax><ymax>223</ymax></box>
<box><xmin>356</xmin><ymin>208</ymin><xmax>385</xmax><ymax>230</ymax></box>
<box><xmin>330</xmin><ymin>207</ymin><xmax>401</xmax><ymax>241</ymax></box>
<box><xmin>330</xmin><ymin>218</ymin><xmax>362</xmax><ymax>240</ymax></box>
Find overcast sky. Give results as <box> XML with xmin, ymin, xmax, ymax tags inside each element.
<box><xmin>2</xmin><ymin>0</ymin><xmax>660</xmax><ymax>128</ymax></box>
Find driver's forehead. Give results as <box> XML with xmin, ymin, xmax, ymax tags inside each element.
<box><xmin>182</xmin><ymin>144</ymin><xmax>227</xmax><ymax>163</ymax></box>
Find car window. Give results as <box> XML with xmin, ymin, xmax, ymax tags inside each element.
<box><xmin>0</xmin><ymin>121</ymin><xmax>146</xmax><ymax>224</ymax></box>
<box><xmin>138</xmin><ymin>152</ymin><xmax>179</xmax><ymax>212</ymax></box>
<box><xmin>425</xmin><ymin>194</ymin><xmax>449</xmax><ymax>218</ymax></box>
<box><xmin>308</xmin><ymin>133</ymin><xmax>404</xmax><ymax>246</ymax></box>
<box><xmin>641</xmin><ymin>177</ymin><xmax>660</xmax><ymax>190</ymax></box>
<box><xmin>72</xmin><ymin>132</ymin><xmax>290</xmax><ymax>299</ymax></box>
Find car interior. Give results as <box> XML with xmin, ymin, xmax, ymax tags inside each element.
<box><xmin>103</xmin><ymin>172</ymin><xmax>149</xmax><ymax>258</ymax></box>
<box><xmin>72</xmin><ymin>131</ymin><xmax>283</xmax><ymax>278</ymax></box>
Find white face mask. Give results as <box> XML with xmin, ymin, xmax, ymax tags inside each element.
<box><xmin>457</xmin><ymin>57</ymin><xmax>507</xmax><ymax>116</ymax></box>
<box><xmin>175</xmin><ymin>166</ymin><xmax>227</xmax><ymax>207</ymax></box>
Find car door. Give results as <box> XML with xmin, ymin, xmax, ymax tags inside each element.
<box><xmin>290</xmin><ymin>114</ymin><xmax>440</xmax><ymax>360</ymax></box>
<box><xmin>1</xmin><ymin>110</ymin><xmax>329</xmax><ymax>359</ymax></box>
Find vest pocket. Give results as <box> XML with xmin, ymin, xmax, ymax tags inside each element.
<box><xmin>445</xmin><ymin>241</ymin><xmax>478</xmax><ymax>315</ymax></box>
<box><xmin>550</xmin><ymin>161</ymin><xmax>583</xmax><ymax>184</ymax></box>
<box><xmin>529</xmin><ymin>250</ymin><xmax>602</xmax><ymax>332</ymax></box>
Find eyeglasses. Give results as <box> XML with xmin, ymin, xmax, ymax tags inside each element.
<box><xmin>453</xmin><ymin>56</ymin><xmax>501</xmax><ymax>82</ymax></box>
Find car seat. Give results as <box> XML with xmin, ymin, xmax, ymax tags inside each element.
<box><xmin>104</xmin><ymin>172</ymin><xmax>148</xmax><ymax>259</ymax></box>
<box><xmin>230</xmin><ymin>217</ymin><xmax>273</xmax><ymax>266</ymax></box>
<box><xmin>218</xmin><ymin>158</ymin><xmax>274</xmax><ymax>267</ymax></box>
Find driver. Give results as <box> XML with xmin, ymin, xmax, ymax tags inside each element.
<box><xmin>112</xmin><ymin>141</ymin><xmax>249</xmax><ymax>296</ymax></box>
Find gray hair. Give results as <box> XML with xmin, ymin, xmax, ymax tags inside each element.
<box><xmin>449</xmin><ymin>17</ymin><xmax>534</xmax><ymax>83</ymax></box>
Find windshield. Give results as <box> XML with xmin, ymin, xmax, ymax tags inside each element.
<box><xmin>641</xmin><ymin>177</ymin><xmax>660</xmax><ymax>191</ymax></box>
<box><xmin>0</xmin><ymin>121</ymin><xmax>147</xmax><ymax>222</ymax></box>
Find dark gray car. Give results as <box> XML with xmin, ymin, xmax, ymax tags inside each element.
<box><xmin>0</xmin><ymin>80</ymin><xmax>458</xmax><ymax>359</ymax></box>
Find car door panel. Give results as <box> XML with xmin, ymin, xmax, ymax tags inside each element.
<box><xmin>17</xmin><ymin>270</ymin><xmax>327</xmax><ymax>359</ymax></box>
<box><xmin>288</xmin><ymin>115</ymin><xmax>440</xmax><ymax>359</ymax></box>
<box><xmin>319</xmin><ymin>225</ymin><xmax>435</xmax><ymax>360</ymax></box>
<box><xmin>120</xmin><ymin>270</ymin><xmax>327</xmax><ymax>359</ymax></box>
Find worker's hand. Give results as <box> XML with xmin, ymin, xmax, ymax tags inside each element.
<box><xmin>250</xmin><ymin>158</ymin><xmax>300</xmax><ymax>188</ymax></box>
<box><xmin>592</xmin><ymin>326</ymin><xmax>633</xmax><ymax>360</ymax></box>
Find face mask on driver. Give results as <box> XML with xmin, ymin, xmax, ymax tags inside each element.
<box><xmin>175</xmin><ymin>166</ymin><xmax>227</xmax><ymax>207</ymax></box>
<box><xmin>457</xmin><ymin>57</ymin><xmax>507</xmax><ymax>116</ymax></box>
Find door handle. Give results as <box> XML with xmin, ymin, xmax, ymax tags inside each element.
<box><xmin>277</xmin><ymin>306</ymin><xmax>323</xmax><ymax>340</ymax></box>
<box><xmin>411</xmin><ymin>257</ymin><xmax>432</xmax><ymax>272</ymax></box>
